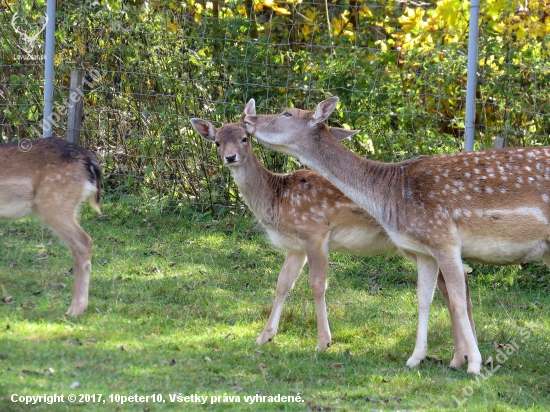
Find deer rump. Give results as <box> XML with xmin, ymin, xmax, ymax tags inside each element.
<box><xmin>0</xmin><ymin>137</ymin><xmax>101</xmax><ymax>316</ymax></box>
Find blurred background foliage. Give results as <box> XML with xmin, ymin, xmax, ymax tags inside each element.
<box><xmin>1</xmin><ymin>0</ymin><xmax>549</xmax><ymax>214</ymax></box>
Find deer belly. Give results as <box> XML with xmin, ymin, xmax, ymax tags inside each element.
<box><xmin>461</xmin><ymin>236</ymin><xmax>549</xmax><ymax>265</ymax></box>
<box><xmin>0</xmin><ymin>178</ymin><xmax>33</xmax><ymax>220</ymax></box>
<box><xmin>265</xmin><ymin>228</ymin><xmax>304</xmax><ymax>252</ymax></box>
<box><xmin>329</xmin><ymin>227</ymin><xmax>394</xmax><ymax>256</ymax></box>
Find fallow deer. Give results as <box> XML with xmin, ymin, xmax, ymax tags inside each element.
<box><xmin>0</xmin><ymin>137</ymin><xmax>101</xmax><ymax>316</ymax></box>
<box><xmin>190</xmin><ymin>100</ymin><xmax>475</xmax><ymax>357</ymax></box>
<box><xmin>244</xmin><ymin>97</ymin><xmax>550</xmax><ymax>374</ymax></box>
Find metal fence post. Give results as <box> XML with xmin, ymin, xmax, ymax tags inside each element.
<box><xmin>43</xmin><ymin>0</ymin><xmax>56</xmax><ymax>138</ymax></box>
<box><xmin>464</xmin><ymin>0</ymin><xmax>480</xmax><ymax>152</ymax></box>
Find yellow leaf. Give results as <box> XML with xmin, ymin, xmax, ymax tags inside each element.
<box><xmin>360</xmin><ymin>5</ymin><xmax>373</xmax><ymax>19</ymax></box>
<box><xmin>301</xmin><ymin>25</ymin><xmax>313</xmax><ymax>36</ymax></box>
<box><xmin>272</xmin><ymin>6</ymin><xmax>291</xmax><ymax>15</ymax></box>
<box><xmin>236</xmin><ymin>5</ymin><xmax>247</xmax><ymax>16</ymax></box>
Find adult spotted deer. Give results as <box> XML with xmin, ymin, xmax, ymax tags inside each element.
<box><xmin>190</xmin><ymin>100</ymin><xmax>474</xmax><ymax>357</ymax></box>
<box><xmin>244</xmin><ymin>97</ymin><xmax>550</xmax><ymax>374</ymax></box>
<box><xmin>0</xmin><ymin>137</ymin><xmax>101</xmax><ymax>316</ymax></box>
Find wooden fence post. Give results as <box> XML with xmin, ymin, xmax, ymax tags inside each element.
<box><xmin>493</xmin><ymin>136</ymin><xmax>509</xmax><ymax>149</ymax></box>
<box><xmin>67</xmin><ymin>70</ymin><xmax>84</xmax><ymax>145</ymax></box>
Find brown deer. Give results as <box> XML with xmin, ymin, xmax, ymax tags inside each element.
<box><xmin>244</xmin><ymin>97</ymin><xmax>550</xmax><ymax>374</ymax></box>
<box><xmin>0</xmin><ymin>137</ymin><xmax>101</xmax><ymax>316</ymax></box>
<box><xmin>190</xmin><ymin>100</ymin><xmax>475</xmax><ymax>359</ymax></box>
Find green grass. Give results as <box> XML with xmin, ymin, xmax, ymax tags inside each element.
<box><xmin>1</xmin><ymin>202</ymin><xmax>549</xmax><ymax>411</ymax></box>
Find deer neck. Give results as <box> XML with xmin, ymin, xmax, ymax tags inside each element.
<box><xmin>228</xmin><ymin>151</ymin><xmax>281</xmax><ymax>224</ymax></box>
<box><xmin>295</xmin><ymin>129</ymin><xmax>402</xmax><ymax>230</ymax></box>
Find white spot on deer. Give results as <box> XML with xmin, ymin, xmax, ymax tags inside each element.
<box><xmin>453</xmin><ymin>209</ymin><xmax>462</xmax><ymax>218</ymax></box>
<box><xmin>489</xmin><ymin>207</ymin><xmax>548</xmax><ymax>224</ymax></box>
<box><xmin>526</xmin><ymin>166</ymin><xmax>532</xmax><ymax>172</ymax></box>
<box><xmin>435</xmin><ymin>175</ymin><xmax>440</xmax><ymax>182</ymax></box>
<box><xmin>501</xmin><ymin>175</ymin><xmax>508</xmax><ymax>181</ymax></box>
<box><xmin>543</xmin><ymin>194</ymin><xmax>549</xmax><ymax>203</ymax></box>
<box><xmin>517</xmin><ymin>176</ymin><xmax>524</xmax><ymax>183</ymax></box>
<box><xmin>486</xmin><ymin>187</ymin><xmax>493</xmax><ymax>194</ymax></box>
<box><xmin>474</xmin><ymin>168</ymin><xmax>480</xmax><ymax>174</ymax></box>
<box><xmin>463</xmin><ymin>209</ymin><xmax>472</xmax><ymax>217</ymax></box>
<box><xmin>465</xmin><ymin>195</ymin><xmax>472</xmax><ymax>200</ymax></box>
<box><xmin>527</xmin><ymin>151</ymin><xmax>535</xmax><ymax>157</ymax></box>
<box><xmin>465</xmin><ymin>172</ymin><xmax>471</xmax><ymax>178</ymax></box>
<box><xmin>452</xmin><ymin>189</ymin><xmax>458</xmax><ymax>195</ymax></box>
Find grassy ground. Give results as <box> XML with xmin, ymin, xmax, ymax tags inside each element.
<box><xmin>0</xmin><ymin>202</ymin><xmax>549</xmax><ymax>411</ymax></box>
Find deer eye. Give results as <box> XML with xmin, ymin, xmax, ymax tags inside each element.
<box><xmin>242</xmin><ymin>137</ymin><xmax>248</xmax><ymax>143</ymax></box>
<box><xmin>215</xmin><ymin>141</ymin><xmax>220</xmax><ymax>147</ymax></box>
<box><xmin>282</xmin><ymin>112</ymin><xmax>292</xmax><ymax>117</ymax></box>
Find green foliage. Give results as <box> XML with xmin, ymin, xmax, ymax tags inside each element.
<box><xmin>1</xmin><ymin>0</ymin><xmax>549</xmax><ymax>208</ymax></box>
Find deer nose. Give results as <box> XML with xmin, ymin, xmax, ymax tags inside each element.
<box><xmin>225</xmin><ymin>154</ymin><xmax>237</xmax><ymax>163</ymax></box>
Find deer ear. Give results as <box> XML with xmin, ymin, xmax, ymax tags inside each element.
<box><xmin>190</xmin><ymin>118</ymin><xmax>217</xmax><ymax>141</ymax></box>
<box><xmin>311</xmin><ymin>97</ymin><xmax>339</xmax><ymax>125</ymax></box>
<box><xmin>243</xmin><ymin>99</ymin><xmax>256</xmax><ymax>117</ymax></box>
<box><xmin>329</xmin><ymin>127</ymin><xmax>360</xmax><ymax>141</ymax></box>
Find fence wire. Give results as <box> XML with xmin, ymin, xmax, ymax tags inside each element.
<box><xmin>1</xmin><ymin>0</ymin><xmax>549</xmax><ymax>214</ymax></box>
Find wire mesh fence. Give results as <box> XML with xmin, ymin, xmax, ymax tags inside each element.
<box><xmin>1</xmin><ymin>0</ymin><xmax>549</xmax><ymax>215</ymax></box>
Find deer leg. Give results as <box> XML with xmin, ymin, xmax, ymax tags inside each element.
<box><xmin>542</xmin><ymin>252</ymin><xmax>550</xmax><ymax>269</ymax></box>
<box><xmin>257</xmin><ymin>250</ymin><xmax>307</xmax><ymax>345</ymax></box>
<box><xmin>434</xmin><ymin>250</ymin><xmax>481</xmax><ymax>374</ymax></box>
<box><xmin>305</xmin><ymin>238</ymin><xmax>331</xmax><ymax>351</ymax></box>
<box><xmin>437</xmin><ymin>269</ymin><xmax>476</xmax><ymax>369</ymax></box>
<box><xmin>406</xmin><ymin>255</ymin><xmax>439</xmax><ymax>368</ymax></box>
<box><xmin>40</xmin><ymin>212</ymin><xmax>93</xmax><ymax>316</ymax></box>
